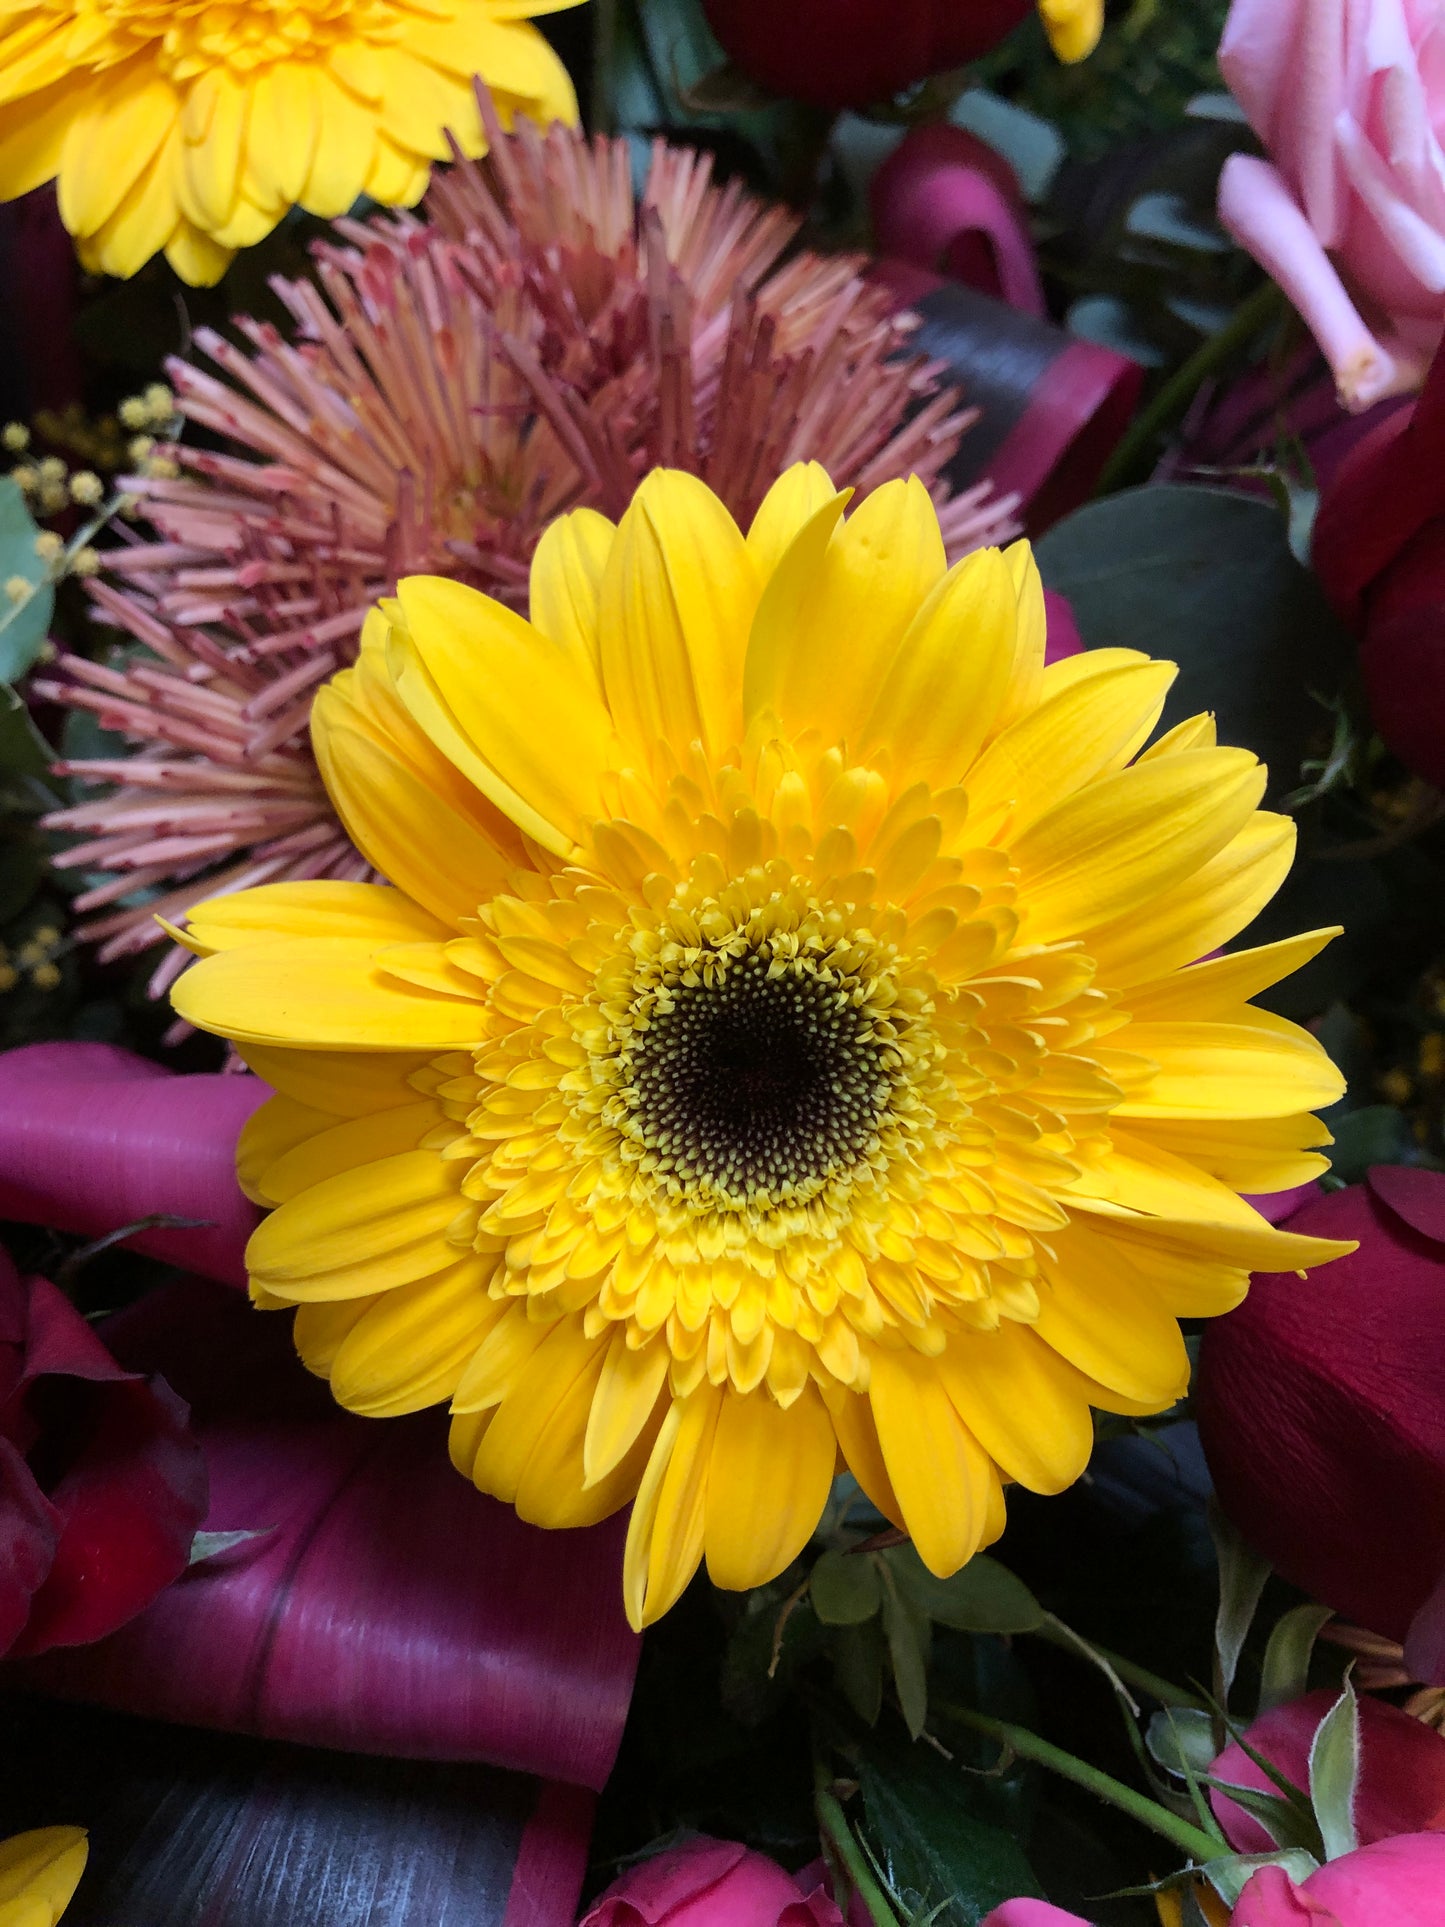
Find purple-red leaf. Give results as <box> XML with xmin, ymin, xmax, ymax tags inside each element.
<box><xmin>0</xmin><ymin>1042</ymin><xmax>263</xmax><ymax>1287</ymax></box>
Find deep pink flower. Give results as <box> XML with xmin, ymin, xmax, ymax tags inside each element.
<box><xmin>1235</xmin><ymin>1833</ymin><xmax>1445</xmax><ymax>1924</ymax></box>
<box><xmin>1195</xmin><ymin>1173</ymin><xmax>1445</xmax><ymax>1671</ymax></box>
<box><xmin>1218</xmin><ymin>0</ymin><xmax>1445</xmax><ymax>411</ymax></box>
<box><xmin>1211</xmin><ymin>1689</ymin><xmax>1445</xmax><ymax>1855</ymax></box>
<box><xmin>698</xmin><ymin>0</ymin><xmax>1032</xmax><ymax>110</ymax></box>
<box><xmin>0</xmin><ymin>1246</ymin><xmax>207</xmax><ymax>1659</ymax></box>
<box><xmin>1311</xmin><ymin>338</ymin><xmax>1445</xmax><ymax>789</ymax></box>
<box><xmin>580</xmin><ymin>1839</ymin><xmax>846</xmax><ymax>1926</ymax></box>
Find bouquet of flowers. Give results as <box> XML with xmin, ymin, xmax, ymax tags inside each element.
<box><xmin>3</xmin><ymin>4</ymin><xmax>1445</xmax><ymax>1925</ymax></box>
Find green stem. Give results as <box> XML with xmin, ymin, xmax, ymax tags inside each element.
<box><xmin>937</xmin><ymin>1705</ymin><xmax>1224</xmax><ymax>1864</ymax></box>
<box><xmin>1030</xmin><ymin>1622</ymin><xmax>1208</xmax><ymax>1711</ymax></box>
<box><xmin>1094</xmin><ymin>280</ymin><xmax>1286</xmax><ymax>496</ymax></box>
<box><xmin>814</xmin><ymin>1768</ymin><xmax>902</xmax><ymax>1927</ymax></box>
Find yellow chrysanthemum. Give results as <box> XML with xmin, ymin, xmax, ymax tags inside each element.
<box><xmin>0</xmin><ymin>1828</ymin><xmax>87</xmax><ymax>1927</ymax></box>
<box><xmin>1039</xmin><ymin>0</ymin><xmax>1103</xmax><ymax>64</ymax></box>
<box><xmin>0</xmin><ymin>0</ymin><xmax>581</xmax><ymax>285</ymax></box>
<box><xmin>171</xmin><ymin>463</ymin><xmax>1353</xmax><ymax>1631</ymax></box>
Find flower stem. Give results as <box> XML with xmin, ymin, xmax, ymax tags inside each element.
<box><xmin>1094</xmin><ymin>279</ymin><xmax>1287</xmax><ymax>496</ymax></box>
<box><xmin>814</xmin><ymin>1765</ymin><xmax>901</xmax><ymax>1927</ymax></box>
<box><xmin>937</xmin><ymin>1704</ymin><xmax>1224</xmax><ymax>1863</ymax></box>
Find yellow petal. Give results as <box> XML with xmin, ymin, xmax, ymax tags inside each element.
<box><xmin>246</xmin><ymin>1148</ymin><xmax>466</xmax><ymax>1297</ymax></box>
<box><xmin>624</xmin><ymin>1385</ymin><xmax>723</xmax><ymax>1630</ymax></box>
<box><xmin>870</xmin><ymin>1348</ymin><xmax>993</xmax><ymax>1576</ymax></box>
<box><xmin>390</xmin><ymin>576</ymin><xmax>615</xmax><ymax>857</ymax></box>
<box><xmin>173</xmin><ymin>938</ymin><xmax>483</xmax><ymax>1051</ymax></box>
<box><xmin>1039</xmin><ymin>0</ymin><xmax>1104</xmax><ymax>63</ymax></box>
<box><xmin>528</xmin><ymin>506</ymin><xmax>615</xmax><ymax>676</ymax></box>
<box><xmin>1069</xmin><ymin>1127</ymin><xmax>1285</xmax><ymax>1233</ymax></box>
<box><xmin>584</xmin><ymin>1329</ymin><xmax>672</xmax><ymax>1486</ymax></box>
<box><xmin>183</xmin><ymin>881</ymin><xmax>447</xmax><ymax>953</ymax></box>
<box><xmin>1113</xmin><ymin>1014</ymin><xmax>1346</xmax><ymax>1120</ymax></box>
<box><xmin>244</xmin><ymin>1098</ymin><xmax>441</xmax><ymax>1206</ymax></box>
<box><xmin>938</xmin><ymin>1324</ymin><xmax>1097</xmax><ymax>1495</ymax></box>
<box><xmin>745</xmin><ymin>478</ymin><xmax>945</xmax><ymax>750</ymax></box>
<box><xmin>1087</xmin><ymin>813</ymin><xmax>1296</xmax><ymax>988</ymax></box>
<box><xmin>1121</xmin><ymin>929</ymin><xmax>1341</xmax><ymax>1022</ymax></box>
<box><xmin>598</xmin><ymin>468</ymin><xmax>758</xmax><ymax>763</ymax></box>
<box><xmin>1126</xmin><ymin>1113</ymin><xmax>1331</xmax><ymax>1195</ymax></box>
<box><xmin>1012</xmin><ymin>748</ymin><xmax>1267</xmax><ymax>945</ymax></box>
<box><xmin>246</xmin><ymin>62</ymin><xmax>318</xmax><ymax>204</ymax></box>
<box><xmin>329</xmin><ymin>1258</ymin><xmax>502</xmax><ymax>1416</ymax></box>
<box><xmin>826</xmin><ymin>1384</ymin><xmax>905</xmax><ymax>1529</ymax></box>
<box><xmin>516</xmin><ymin>1329</ymin><xmax>663</xmax><ymax>1528</ymax></box>
<box><xmin>0</xmin><ymin>1829</ymin><xmax>87</xmax><ymax>1922</ymax></box>
<box><xmin>57</xmin><ymin>67</ymin><xmax>173</xmax><ymax>237</ymax></box>
<box><xmin>237</xmin><ymin>1043</ymin><xmax>435</xmax><ymax>1117</ymax></box>
<box><xmin>746</xmin><ymin>461</ymin><xmax>837</xmax><ymax>579</ymax></box>
<box><xmin>1034</xmin><ymin>1221</ymin><xmax>1190</xmax><ymax>1405</ymax></box>
<box><xmin>855</xmin><ymin>545</ymin><xmax>1022</xmax><ymax>783</ymax></box>
<box><xmin>703</xmin><ymin>1385</ymin><xmax>836</xmax><ymax>1590</ymax></box>
<box><xmin>300</xmin><ymin>67</ymin><xmax>376</xmax><ymax>217</ymax></box>
<box><xmin>964</xmin><ymin>655</ymin><xmax>1177</xmax><ymax>832</ymax></box>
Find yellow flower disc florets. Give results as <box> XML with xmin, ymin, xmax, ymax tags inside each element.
<box><xmin>0</xmin><ymin>0</ymin><xmax>581</xmax><ymax>283</ymax></box>
<box><xmin>171</xmin><ymin>463</ymin><xmax>1355</xmax><ymax>1629</ymax></box>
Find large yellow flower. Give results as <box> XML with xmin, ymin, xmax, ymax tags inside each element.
<box><xmin>0</xmin><ymin>1829</ymin><xmax>87</xmax><ymax>1927</ymax></box>
<box><xmin>171</xmin><ymin>464</ymin><xmax>1352</xmax><ymax>1630</ymax></box>
<box><xmin>0</xmin><ymin>0</ymin><xmax>581</xmax><ymax>284</ymax></box>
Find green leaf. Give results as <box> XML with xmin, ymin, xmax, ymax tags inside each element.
<box><xmin>858</xmin><ymin>1736</ymin><xmax>1045</xmax><ymax>1927</ymax></box>
<box><xmin>949</xmin><ymin>89</ymin><xmax>1064</xmax><ymax>203</ymax></box>
<box><xmin>0</xmin><ymin>681</ymin><xmax>51</xmax><ymax>782</ymax></box>
<box><xmin>1325</xmin><ymin>1105</ymin><xmax>1417</xmax><ymax>1185</ymax></box>
<box><xmin>835</xmin><ymin>1617</ymin><xmax>886</xmax><ymax>1728</ymax></box>
<box><xmin>881</xmin><ymin>1582</ymin><xmax>930</xmax><ymax>1742</ymax></box>
<box><xmin>1200</xmin><ymin>1773</ymin><xmax>1324</xmax><ymax>1857</ymax></box>
<box><xmin>1125</xmin><ymin>191</ymin><xmax>1231</xmax><ymax>252</ymax></box>
<box><xmin>1209</xmin><ymin>1500</ymin><xmax>1271</xmax><ymax>1710</ymax></box>
<box><xmin>0</xmin><ymin>479</ymin><xmax>55</xmax><ymax>681</ymax></box>
<box><xmin>188</xmin><ymin>1527</ymin><xmax>275</xmax><ymax>1566</ymax></box>
<box><xmin>1259</xmin><ymin>1604</ymin><xmax>1335</xmax><ymax>1715</ymax></box>
<box><xmin>1035</xmin><ymin>487</ymin><xmax>1353</xmax><ymax>800</ymax></box>
<box><xmin>1308</xmin><ymin>1677</ymin><xmax>1361</xmax><ymax>1861</ymax></box>
<box><xmin>812</xmin><ymin>1549</ymin><xmax>883</xmax><ymax>1626</ymax></box>
<box><xmin>886</xmin><ymin>1547</ymin><xmax>1044</xmax><ymax>1635</ymax></box>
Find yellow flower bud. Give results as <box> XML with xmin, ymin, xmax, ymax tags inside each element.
<box><xmin>30</xmin><ymin>961</ymin><xmax>62</xmax><ymax>991</ymax></box>
<box><xmin>33</xmin><ymin>530</ymin><xmax>63</xmax><ymax>563</ymax></box>
<box><xmin>4</xmin><ymin>575</ymin><xmax>32</xmax><ymax>603</ymax></box>
<box><xmin>118</xmin><ymin>395</ymin><xmax>150</xmax><ymax>430</ymax></box>
<box><xmin>2</xmin><ymin>422</ymin><xmax>29</xmax><ymax>452</ymax></box>
<box><xmin>71</xmin><ymin>547</ymin><xmax>101</xmax><ymax>576</ymax></box>
<box><xmin>68</xmin><ymin>470</ymin><xmax>104</xmax><ymax>506</ymax></box>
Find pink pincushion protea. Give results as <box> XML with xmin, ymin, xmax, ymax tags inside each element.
<box><xmin>38</xmin><ymin>98</ymin><xmax>1017</xmax><ymax>992</ymax></box>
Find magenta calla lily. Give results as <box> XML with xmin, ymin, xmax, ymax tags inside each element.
<box><xmin>871</xmin><ymin>125</ymin><xmax>1046</xmax><ymax>317</ymax></box>
<box><xmin>0</xmin><ymin>1043</ymin><xmax>264</xmax><ymax>1287</ymax></box>
<box><xmin>19</xmin><ymin>1277</ymin><xmax>640</xmax><ymax>1789</ymax></box>
<box><xmin>0</xmin><ymin>1248</ymin><xmax>208</xmax><ymax>1658</ymax></box>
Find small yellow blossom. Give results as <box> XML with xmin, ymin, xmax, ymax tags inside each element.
<box><xmin>33</xmin><ymin>925</ymin><xmax>59</xmax><ymax>947</ymax></box>
<box><xmin>9</xmin><ymin>463</ymin><xmax>35</xmax><ymax>492</ymax></box>
<box><xmin>1381</xmin><ymin>1068</ymin><xmax>1414</xmax><ymax>1105</ymax></box>
<box><xmin>0</xmin><ymin>964</ymin><xmax>17</xmax><ymax>993</ymax></box>
<box><xmin>2</xmin><ymin>421</ymin><xmax>28</xmax><ymax>451</ymax></box>
<box><xmin>71</xmin><ymin>547</ymin><xmax>101</xmax><ymax>577</ymax></box>
<box><xmin>33</xmin><ymin>531</ymin><xmax>63</xmax><ymax>564</ymax></box>
<box><xmin>36</xmin><ymin>455</ymin><xmax>65</xmax><ymax>485</ymax></box>
<box><xmin>30</xmin><ymin>961</ymin><xmax>62</xmax><ymax>991</ymax></box>
<box><xmin>68</xmin><ymin>470</ymin><xmax>103</xmax><ymax>506</ymax></box>
<box><xmin>4</xmin><ymin>574</ymin><xmax>31</xmax><ymax>602</ymax></box>
<box><xmin>127</xmin><ymin>435</ymin><xmax>155</xmax><ymax>463</ymax></box>
<box><xmin>142</xmin><ymin>383</ymin><xmax>175</xmax><ymax>422</ymax></box>
<box><xmin>118</xmin><ymin>397</ymin><xmax>150</xmax><ymax>431</ymax></box>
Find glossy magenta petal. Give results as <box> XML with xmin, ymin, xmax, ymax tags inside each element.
<box><xmin>19</xmin><ymin>1279</ymin><xmax>639</xmax><ymax>1789</ymax></box>
<box><xmin>872</xmin><ymin>125</ymin><xmax>1045</xmax><ymax>316</ymax></box>
<box><xmin>581</xmin><ymin>1839</ymin><xmax>847</xmax><ymax>1926</ymax></box>
<box><xmin>1211</xmin><ymin>1689</ymin><xmax>1445</xmax><ymax>1856</ymax></box>
<box><xmin>1197</xmin><ymin>1181</ymin><xmax>1445</xmax><ymax>1649</ymax></box>
<box><xmin>979</xmin><ymin>1904</ymin><xmax>1093</xmax><ymax>1927</ymax></box>
<box><xmin>1237</xmin><ymin>1834</ymin><xmax>1445</xmax><ymax>1926</ymax></box>
<box><xmin>0</xmin><ymin>1043</ymin><xmax>263</xmax><ymax>1286</ymax></box>
<box><xmin>1043</xmin><ymin>591</ymin><xmax>1083</xmax><ymax>664</ymax></box>
<box><xmin>0</xmin><ymin>1249</ymin><xmax>208</xmax><ymax>1659</ymax></box>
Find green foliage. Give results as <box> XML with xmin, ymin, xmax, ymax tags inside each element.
<box><xmin>0</xmin><ymin>478</ymin><xmax>55</xmax><ymax>681</ymax></box>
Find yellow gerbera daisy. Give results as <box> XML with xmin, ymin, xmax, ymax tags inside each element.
<box><xmin>0</xmin><ymin>1828</ymin><xmax>87</xmax><ymax>1927</ymax></box>
<box><xmin>0</xmin><ymin>0</ymin><xmax>581</xmax><ymax>285</ymax></box>
<box><xmin>171</xmin><ymin>464</ymin><xmax>1352</xmax><ymax>1631</ymax></box>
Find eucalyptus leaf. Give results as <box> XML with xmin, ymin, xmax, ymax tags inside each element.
<box><xmin>812</xmin><ymin>1548</ymin><xmax>883</xmax><ymax>1627</ymax></box>
<box><xmin>1201</xmin><ymin>1777</ymin><xmax>1324</xmax><ymax>1858</ymax></box>
<box><xmin>1125</xmin><ymin>191</ymin><xmax>1231</xmax><ymax>252</ymax></box>
<box><xmin>858</xmin><ymin>1737</ymin><xmax>1045</xmax><ymax>1927</ymax></box>
<box><xmin>882</xmin><ymin>1583</ymin><xmax>931</xmax><ymax>1742</ymax></box>
<box><xmin>1308</xmin><ymin>1677</ymin><xmax>1361</xmax><ymax>1861</ymax></box>
<box><xmin>1036</xmin><ymin>487</ymin><xmax>1352</xmax><ymax>800</ymax></box>
<box><xmin>0</xmin><ymin>680</ymin><xmax>51</xmax><ymax>783</ymax></box>
<box><xmin>886</xmin><ymin>1547</ymin><xmax>1044</xmax><ymax>1636</ymax></box>
<box><xmin>1209</xmin><ymin>1501</ymin><xmax>1271</xmax><ymax>1709</ymax></box>
<box><xmin>1259</xmin><ymin>1604</ymin><xmax>1335</xmax><ymax>1715</ymax></box>
<box><xmin>0</xmin><ymin>478</ymin><xmax>54</xmax><ymax>681</ymax></box>
<box><xmin>834</xmin><ymin>1616</ymin><xmax>886</xmax><ymax>1728</ymax></box>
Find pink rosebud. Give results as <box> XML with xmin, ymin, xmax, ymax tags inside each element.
<box><xmin>0</xmin><ymin>1247</ymin><xmax>207</xmax><ymax>1659</ymax></box>
<box><xmin>579</xmin><ymin>1838</ymin><xmax>847</xmax><ymax>1926</ymax></box>
<box><xmin>1196</xmin><ymin>1174</ymin><xmax>1445</xmax><ymax>1667</ymax></box>
<box><xmin>980</xmin><ymin>1905</ymin><xmax>1092</xmax><ymax>1927</ymax></box>
<box><xmin>1234</xmin><ymin>1833</ymin><xmax>1445</xmax><ymax>1924</ymax></box>
<box><xmin>1217</xmin><ymin>0</ymin><xmax>1445</xmax><ymax>411</ymax></box>
<box><xmin>1210</xmin><ymin>1689</ymin><xmax>1445</xmax><ymax>1855</ymax></box>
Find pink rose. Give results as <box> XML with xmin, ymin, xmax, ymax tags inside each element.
<box><xmin>1217</xmin><ymin>0</ymin><xmax>1445</xmax><ymax>410</ymax></box>
<box><xmin>579</xmin><ymin>1839</ymin><xmax>846</xmax><ymax>1926</ymax></box>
